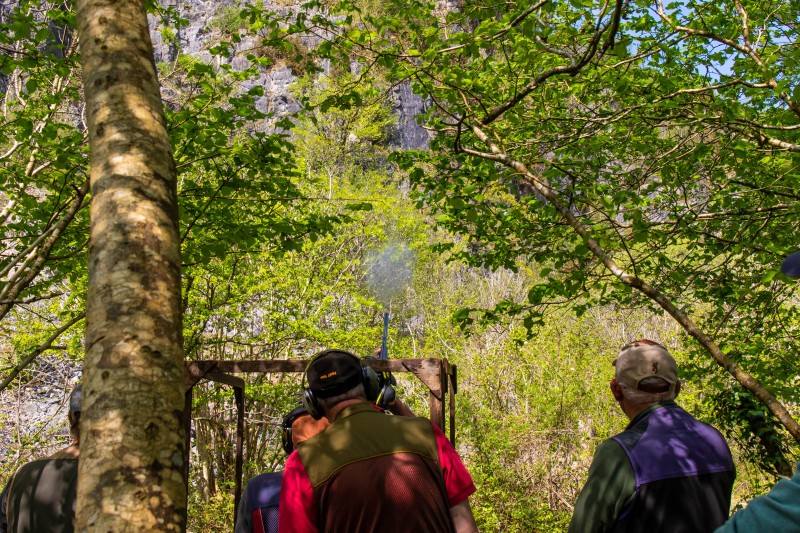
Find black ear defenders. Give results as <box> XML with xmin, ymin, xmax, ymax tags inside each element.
<box><xmin>301</xmin><ymin>349</ymin><xmax>380</xmax><ymax>420</ymax></box>
<box><xmin>363</xmin><ymin>356</ymin><xmax>397</xmax><ymax>410</ymax></box>
<box><xmin>376</xmin><ymin>376</ymin><xmax>396</xmax><ymax>409</ymax></box>
<box><xmin>281</xmin><ymin>405</ymin><xmax>309</xmax><ymax>455</ymax></box>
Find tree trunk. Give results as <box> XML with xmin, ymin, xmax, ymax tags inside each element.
<box><xmin>74</xmin><ymin>0</ymin><xmax>186</xmax><ymax>530</ymax></box>
<box><xmin>196</xmin><ymin>417</ymin><xmax>217</xmax><ymax>501</ymax></box>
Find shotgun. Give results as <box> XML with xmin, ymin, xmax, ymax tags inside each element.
<box><xmin>376</xmin><ymin>312</ymin><xmax>396</xmax><ymax>409</ymax></box>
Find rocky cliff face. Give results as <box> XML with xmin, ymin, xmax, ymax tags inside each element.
<box><xmin>0</xmin><ymin>358</ymin><xmax>81</xmax><ymax>465</ymax></box>
<box><xmin>150</xmin><ymin>0</ymin><xmax>431</xmax><ymax>149</ymax></box>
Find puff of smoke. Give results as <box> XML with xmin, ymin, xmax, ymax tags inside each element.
<box><xmin>365</xmin><ymin>243</ymin><xmax>414</xmax><ymax>307</ymax></box>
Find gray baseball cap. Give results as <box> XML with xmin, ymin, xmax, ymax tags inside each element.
<box><xmin>614</xmin><ymin>341</ymin><xmax>678</xmax><ymax>393</ymax></box>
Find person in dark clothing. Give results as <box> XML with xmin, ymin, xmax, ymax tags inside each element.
<box><xmin>235</xmin><ymin>406</ymin><xmax>330</xmax><ymax>533</ymax></box>
<box><xmin>0</xmin><ymin>385</ymin><xmax>82</xmax><ymax>533</ymax></box>
<box><xmin>781</xmin><ymin>250</ymin><xmax>800</xmax><ymax>278</ymax></box>
<box><xmin>279</xmin><ymin>349</ymin><xmax>478</xmax><ymax>533</ymax></box>
<box><xmin>237</xmin><ymin>472</ymin><xmax>283</xmax><ymax>533</ymax></box>
<box><xmin>569</xmin><ymin>340</ymin><xmax>735</xmax><ymax>533</ymax></box>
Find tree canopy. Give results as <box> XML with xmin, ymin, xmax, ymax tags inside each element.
<box><xmin>273</xmin><ymin>0</ymin><xmax>800</xmax><ymax>449</ymax></box>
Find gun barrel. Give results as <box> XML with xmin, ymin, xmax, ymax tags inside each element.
<box><xmin>380</xmin><ymin>312</ymin><xmax>389</xmax><ymax>360</ymax></box>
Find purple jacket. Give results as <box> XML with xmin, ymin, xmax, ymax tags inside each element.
<box><xmin>610</xmin><ymin>403</ymin><xmax>735</xmax><ymax>532</ymax></box>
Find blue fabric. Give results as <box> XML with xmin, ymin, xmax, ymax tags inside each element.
<box><xmin>246</xmin><ymin>472</ymin><xmax>283</xmax><ymax>509</ymax></box>
<box><xmin>607</xmin><ymin>403</ymin><xmax>735</xmax><ymax>531</ymax></box>
<box><xmin>715</xmin><ymin>464</ymin><xmax>800</xmax><ymax>533</ymax></box>
<box><xmin>236</xmin><ymin>472</ymin><xmax>283</xmax><ymax>533</ymax></box>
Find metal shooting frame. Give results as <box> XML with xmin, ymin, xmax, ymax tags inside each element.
<box><xmin>183</xmin><ymin>358</ymin><xmax>458</xmax><ymax>525</ymax></box>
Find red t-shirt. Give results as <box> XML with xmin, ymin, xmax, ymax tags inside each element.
<box><xmin>278</xmin><ymin>420</ymin><xmax>475</xmax><ymax>533</ymax></box>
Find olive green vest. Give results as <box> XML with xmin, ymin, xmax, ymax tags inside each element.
<box><xmin>297</xmin><ymin>403</ymin><xmax>453</xmax><ymax>533</ymax></box>
<box><xmin>298</xmin><ymin>403</ymin><xmax>440</xmax><ymax>487</ymax></box>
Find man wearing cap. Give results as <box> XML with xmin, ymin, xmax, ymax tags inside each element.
<box><xmin>235</xmin><ymin>406</ymin><xmax>330</xmax><ymax>533</ymax></box>
<box><xmin>279</xmin><ymin>349</ymin><xmax>478</xmax><ymax>533</ymax></box>
<box><xmin>569</xmin><ymin>340</ymin><xmax>735</xmax><ymax>533</ymax></box>
<box><xmin>0</xmin><ymin>384</ymin><xmax>82</xmax><ymax>533</ymax></box>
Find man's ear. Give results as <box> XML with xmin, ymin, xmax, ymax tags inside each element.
<box><xmin>674</xmin><ymin>379</ymin><xmax>681</xmax><ymax>397</ymax></box>
<box><xmin>610</xmin><ymin>378</ymin><xmax>625</xmax><ymax>402</ymax></box>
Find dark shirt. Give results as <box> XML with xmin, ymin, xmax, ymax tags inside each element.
<box><xmin>235</xmin><ymin>471</ymin><xmax>283</xmax><ymax>533</ymax></box>
<box><xmin>0</xmin><ymin>446</ymin><xmax>79</xmax><ymax>533</ymax></box>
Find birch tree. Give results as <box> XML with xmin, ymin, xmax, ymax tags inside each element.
<box><xmin>74</xmin><ymin>0</ymin><xmax>185</xmax><ymax>529</ymax></box>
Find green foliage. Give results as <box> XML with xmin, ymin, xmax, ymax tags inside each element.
<box><xmin>451</xmin><ymin>315</ymin><xmax>623</xmax><ymax>531</ymax></box>
<box><xmin>250</xmin><ymin>35</ymin><xmax>313</xmax><ymax>76</ymax></box>
<box><xmin>187</xmin><ymin>484</ymin><xmax>234</xmax><ymax>532</ymax></box>
<box><xmin>209</xmin><ymin>3</ymin><xmax>249</xmax><ymax>36</ymax></box>
<box><xmin>302</xmin><ymin>0</ymin><xmax>800</xmax><ymax>461</ymax></box>
<box><xmin>706</xmin><ymin>383</ymin><xmax>795</xmax><ymax>477</ymax></box>
<box><xmin>0</xmin><ymin>0</ymin><xmax>89</xmax><ymax>306</ymax></box>
<box><xmin>5</xmin><ymin>0</ymin><xmax>800</xmax><ymax>530</ymax></box>
<box><xmin>177</xmin><ymin>71</ymin><xmax>401</xmax><ymax>359</ymax></box>
<box><xmin>160</xmin><ymin>26</ymin><xmax>178</xmax><ymax>46</ymax></box>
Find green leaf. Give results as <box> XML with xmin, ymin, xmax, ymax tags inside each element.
<box><xmin>15</xmin><ymin>118</ymin><xmax>33</xmax><ymax>141</ymax></box>
<box><xmin>345</xmin><ymin>202</ymin><xmax>373</xmax><ymax>211</ymax></box>
<box><xmin>760</xmin><ymin>269</ymin><xmax>778</xmax><ymax>284</ymax></box>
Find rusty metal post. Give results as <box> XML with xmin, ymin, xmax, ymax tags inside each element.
<box><xmin>449</xmin><ymin>364</ymin><xmax>457</xmax><ymax>446</ymax></box>
<box><xmin>427</xmin><ymin>360</ymin><xmax>445</xmax><ymax>431</ymax></box>
<box><xmin>183</xmin><ymin>387</ymin><xmax>193</xmax><ymax>486</ymax></box>
<box><xmin>233</xmin><ymin>385</ymin><xmax>244</xmax><ymax>527</ymax></box>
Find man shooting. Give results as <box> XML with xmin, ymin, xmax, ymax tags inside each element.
<box><xmin>278</xmin><ymin>349</ymin><xmax>478</xmax><ymax>533</ymax></box>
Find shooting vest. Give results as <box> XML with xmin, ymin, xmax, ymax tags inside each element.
<box><xmin>296</xmin><ymin>403</ymin><xmax>454</xmax><ymax>533</ymax></box>
<box><xmin>4</xmin><ymin>446</ymin><xmax>79</xmax><ymax>533</ymax></box>
<box><xmin>610</xmin><ymin>404</ymin><xmax>735</xmax><ymax>533</ymax></box>
<box><xmin>242</xmin><ymin>471</ymin><xmax>282</xmax><ymax>533</ymax></box>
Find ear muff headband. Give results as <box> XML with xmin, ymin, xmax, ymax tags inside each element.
<box><xmin>301</xmin><ymin>349</ymin><xmax>380</xmax><ymax>420</ymax></box>
<box><xmin>281</xmin><ymin>405</ymin><xmax>308</xmax><ymax>455</ymax></box>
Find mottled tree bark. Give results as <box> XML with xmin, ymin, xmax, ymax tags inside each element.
<box><xmin>74</xmin><ymin>0</ymin><xmax>186</xmax><ymax>530</ymax></box>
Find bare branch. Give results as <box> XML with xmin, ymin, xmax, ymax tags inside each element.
<box><xmin>0</xmin><ymin>180</ymin><xmax>89</xmax><ymax>323</ymax></box>
<box><xmin>0</xmin><ymin>311</ymin><xmax>85</xmax><ymax>393</ymax></box>
<box><xmin>0</xmin><ymin>292</ymin><xmax>65</xmax><ymax>305</ymax></box>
